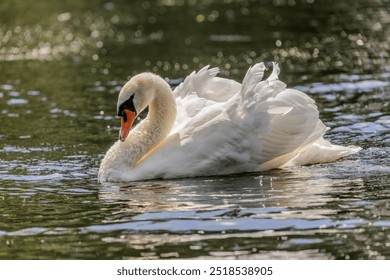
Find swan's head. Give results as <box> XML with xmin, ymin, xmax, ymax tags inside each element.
<box><xmin>117</xmin><ymin>73</ymin><xmax>156</xmax><ymax>141</ymax></box>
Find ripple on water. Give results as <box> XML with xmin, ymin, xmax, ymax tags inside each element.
<box><xmin>301</xmin><ymin>80</ymin><xmax>390</xmax><ymax>95</ymax></box>
<box><xmin>0</xmin><ymin>173</ymin><xmax>65</xmax><ymax>182</ymax></box>
<box><xmin>289</xmin><ymin>238</ymin><xmax>324</xmax><ymax>245</ymax></box>
<box><xmin>0</xmin><ymin>84</ymin><xmax>13</xmax><ymax>90</ymax></box>
<box><xmin>6</xmin><ymin>98</ymin><xmax>28</xmax><ymax>105</ymax></box>
<box><xmin>82</xmin><ymin>212</ymin><xmax>369</xmax><ymax>233</ymax></box>
<box><xmin>1</xmin><ymin>145</ymin><xmax>52</xmax><ymax>153</ymax></box>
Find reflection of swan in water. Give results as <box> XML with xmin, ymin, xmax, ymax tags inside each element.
<box><xmin>97</xmin><ymin>167</ymin><xmax>365</xmax><ymax>259</ymax></box>
<box><xmin>98</xmin><ymin>166</ymin><xmax>364</xmax><ymax>214</ymax></box>
<box><xmin>98</xmin><ymin>62</ymin><xmax>360</xmax><ymax>182</ymax></box>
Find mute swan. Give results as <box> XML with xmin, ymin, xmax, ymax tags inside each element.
<box><xmin>98</xmin><ymin>62</ymin><xmax>360</xmax><ymax>182</ymax></box>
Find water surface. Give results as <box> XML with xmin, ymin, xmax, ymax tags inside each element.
<box><xmin>0</xmin><ymin>0</ymin><xmax>389</xmax><ymax>259</ymax></box>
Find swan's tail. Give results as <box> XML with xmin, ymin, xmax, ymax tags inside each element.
<box><xmin>258</xmin><ymin>138</ymin><xmax>361</xmax><ymax>170</ymax></box>
<box><xmin>281</xmin><ymin>139</ymin><xmax>362</xmax><ymax>167</ymax></box>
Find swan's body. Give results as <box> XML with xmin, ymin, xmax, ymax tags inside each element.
<box><xmin>98</xmin><ymin>62</ymin><xmax>360</xmax><ymax>182</ymax></box>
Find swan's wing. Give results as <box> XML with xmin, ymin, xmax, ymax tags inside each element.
<box><xmin>173</xmin><ymin>65</ymin><xmax>219</xmax><ymax>98</ymax></box>
<box><xmin>237</xmin><ymin>62</ymin><xmax>357</xmax><ymax>169</ymax></box>
<box><xmin>255</xmin><ymin>88</ymin><xmax>328</xmax><ymax>168</ymax></box>
<box><xmin>240</xmin><ymin>62</ymin><xmax>267</xmax><ymax>97</ymax></box>
<box><xmin>172</xmin><ymin>65</ymin><xmax>241</xmax><ymax>134</ymax></box>
<box><xmin>173</xmin><ymin>65</ymin><xmax>241</xmax><ymax>102</ymax></box>
<box><xmin>238</xmin><ymin>62</ymin><xmax>285</xmax><ymax>108</ymax></box>
<box><xmin>128</xmin><ymin>105</ymin><xmax>259</xmax><ymax>180</ymax></box>
<box><xmin>172</xmin><ymin>93</ymin><xmax>218</xmax><ymax>134</ymax></box>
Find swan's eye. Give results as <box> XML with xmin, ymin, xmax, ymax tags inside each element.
<box><xmin>118</xmin><ymin>94</ymin><xmax>137</xmax><ymax>118</ymax></box>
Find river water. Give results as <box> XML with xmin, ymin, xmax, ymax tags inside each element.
<box><xmin>0</xmin><ymin>0</ymin><xmax>389</xmax><ymax>259</ymax></box>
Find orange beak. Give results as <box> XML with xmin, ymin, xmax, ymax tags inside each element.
<box><xmin>120</xmin><ymin>109</ymin><xmax>136</xmax><ymax>142</ymax></box>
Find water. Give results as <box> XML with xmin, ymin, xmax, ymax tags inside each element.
<box><xmin>0</xmin><ymin>0</ymin><xmax>389</xmax><ymax>259</ymax></box>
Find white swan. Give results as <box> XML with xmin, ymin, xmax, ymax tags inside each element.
<box><xmin>98</xmin><ymin>62</ymin><xmax>360</xmax><ymax>182</ymax></box>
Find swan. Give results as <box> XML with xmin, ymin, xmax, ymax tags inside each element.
<box><xmin>98</xmin><ymin>62</ymin><xmax>360</xmax><ymax>182</ymax></box>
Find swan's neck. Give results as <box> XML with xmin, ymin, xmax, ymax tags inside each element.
<box><xmin>120</xmin><ymin>78</ymin><xmax>176</xmax><ymax>167</ymax></box>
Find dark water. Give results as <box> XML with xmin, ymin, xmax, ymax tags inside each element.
<box><xmin>0</xmin><ymin>0</ymin><xmax>389</xmax><ymax>259</ymax></box>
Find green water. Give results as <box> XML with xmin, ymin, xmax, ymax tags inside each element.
<box><xmin>0</xmin><ymin>0</ymin><xmax>389</xmax><ymax>259</ymax></box>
